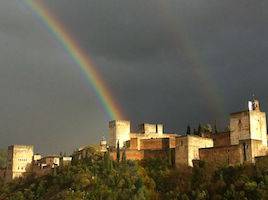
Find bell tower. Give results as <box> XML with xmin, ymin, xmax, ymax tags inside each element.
<box><xmin>230</xmin><ymin>98</ymin><xmax>267</xmax><ymax>146</ymax></box>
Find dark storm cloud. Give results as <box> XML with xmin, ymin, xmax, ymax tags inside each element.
<box><xmin>0</xmin><ymin>0</ymin><xmax>268</xmax><ymax>153</ymax></box>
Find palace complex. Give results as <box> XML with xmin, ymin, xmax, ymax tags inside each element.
<box><xmin>106</xmin><ymin>98</ymin><xmax>268</xmax><ymax>167</ymax></box>
<box><xmin>1</xmin><ymin>98</ymin><xmax>268</xmax><ymax>181</ymax></box>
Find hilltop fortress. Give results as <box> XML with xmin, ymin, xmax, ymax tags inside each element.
<box><xmin>107</xmin><ymin>98</ymin><xmax>268</xmax><ymax>167</ymax></box>
<box><xmin>1</xmin><ymin>98</ymin><xmax>268</xmax><ymax>182</ymax></box>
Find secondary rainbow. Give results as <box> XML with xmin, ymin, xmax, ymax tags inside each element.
<box><xmin>24</xmin><ymin>0</ymin><xmax>123</xmax><ymax>120</ymax></box>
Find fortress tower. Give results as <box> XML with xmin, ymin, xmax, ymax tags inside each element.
<box><xmin>109</xmin><ymin>120</ymin><xmax>130</xmax><ymax>148</ymax></box>
<box><xmin>230</xmin><ymin>98</ymin><xmax>267</xmax><ymax>146</ymax></box>
<box><xmin>5</xmin><ymin>145</ymin><xmax>34</xmax><ymax>181</ymax></box>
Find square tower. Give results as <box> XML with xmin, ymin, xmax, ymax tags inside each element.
<box><xmin>109</xmin><ymin>120</ymin><xmax>130</xmax><ymax>148</ymax></box>
<box><xmin>138</xmin><ymin>123</ymin><xmax>164</xmax><ymax>134</ymax></box>
<box><xmin>5</xmin><ymin>145</ymin><xmax>34</xmax><ymax>181</ymax></box>
<box><xmin>230</xmin><ymin>100</ymin><xmax>267</xmax><ymax>146</ymax></box>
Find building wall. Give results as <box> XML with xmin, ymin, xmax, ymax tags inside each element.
<box><xmin>187</xmin><ymin>136</ymin><xmax>214</xmax><ymax>167</ymax></box>
<box><xmin>138</xmin><ymin>123</ymin><xmax>163</xmax><ymax>134</ymax></box>
<box><xmin>129</xmin><ymin>138</ymin><xmax>138</xmax><ymax>150</ymax></box>
<box><xmin>230</xmin><ymin>110</ymin><xmax>267</xmax><ymax>146</ymax></box>
<box><xmin>249</xmin><ymin>111</ymin><xmax>267</xmax><ymax>146</ymax></box>
<box><xmin>39</xmin><ymin>157</ymin><xmax>60</xmax><ymax>167</ymax></box>
<box><xmin>110</xmin><ymin>149</ymin><xmax>172</xmax><ymax>161</ymax></box>
<box><xmin>199</xmin><ymin>145</ymin><xmax>243</xmax><ymax>166</ymax></box>
<box><xmin>175</xmin><ymin>136</ymin><xmax>189</xmax><ymax>167</ymax></box>
<box><xmin>109</xmin><ymin>120</ymin><xmax>130</xmax><ymax>148</ymax></box>
<box><xmin>139</xmin><ymin>138</ymin><xmax>170</xmax><ymax>150</ymax></box>
<box><xmin>175</xmin><ymin>136</ymin><xmax>213</xmax><ymax>167</ymax></box>
<box><xmin>239</xmin><ymin>139</ymin><xmax>268</xmax><ymax>163</ymax></box>
<box><xmin>212</xmin><ymin>132</ymin><xmax>231</xmax><ymax>147</ymax></box>
<box><xmin>230</xmin><ymin>111</ymin><xmax>250</xmax><ymax>145</ymax></box>
<box><xmin>5</xmin><ymin>145</ymin><xmax>33</xmax><ymax>181</ymax></box>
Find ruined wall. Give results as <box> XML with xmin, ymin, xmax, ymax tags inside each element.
<box><xmin>109</xmin><ymin>120</ymin><xmax>130</xmax><ymax>148</ymax></box>
<box><xmin>199</xmin><ymin>145</ymin><xmax>243</xmax><ymax>166</ymax></box>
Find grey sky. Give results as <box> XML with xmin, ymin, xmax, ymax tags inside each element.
<box><xmin>0</xmin><ymin>0</ymin><xmax>268</xmax><ymax>154</ymax></box>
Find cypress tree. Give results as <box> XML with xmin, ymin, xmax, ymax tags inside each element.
<box><xmin>116</xmin><ymin>140</ymin><xmax>120</xmax><ymax>163</ymax></box>
<box><xmin>104</xmin><ymin>149</ymin><xmax>111</xmax><ymax>171</ymax></box>
<box><xmin>214</xmin><ymin>124</ymin><xmax>218</xmax><ymax>134</ymax></box>
<box><xmin>121</xmin><ymin>147</ymin><xmax>126</xmax><ymax>163</ymax></box>
<box><xmin>186</xmin><ymin>125</ymin><xmax>191</xmax><ymax>135</ymax></box>
<box><xmin>197</xmin><ymin>124</ymin><xmax>202</xmax><ymax>135</ymax></box>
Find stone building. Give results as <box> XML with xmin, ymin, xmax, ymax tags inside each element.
<box><xmin>198</xmin><ymin>99</ymin><xmax>268</xmax><ymax>166</ymax></box>
<box><xmin>2</xmin><ymin>145</ymin><xmax>72</xmax><ymax>181</ymax></box>
<box><xmin>175</xmin><ymin>135</ymin><xmax>213</xmax><ymax>167</ymax></box>
<box><xmin>107</xmin><ymin>98</ymin><xmax>268</xmax><ymax>167</ymax></box>
<box><xmin>108</xmin><ymin>121</ymin><xmax>178</xmax><ymax>161</ymax></box>
<box><xmin>5</xmin><ymin>145</ymin><xmax>34</xmax><ymax>182</ymax></box>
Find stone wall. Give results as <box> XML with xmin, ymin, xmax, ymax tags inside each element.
<box><xmin>175</xmin><ymin>136</ymin><xmax>213</xmax><ymax>167</ymax></box>
<box><xmin>199</xmin><ymin>145</ymin><xmax>243</xmax><ymax>166</ymax></box>
<box><xmin>138</xmin><ymin>123</ymin><xmax>163</xmax><ymax>134</ymax></box>
<box><xmin>175</xmin><ymin>136</ymin><xmax>188</xmax><ymax>167</ymax></box>
<box><xmin>110</xmin><ymin>149</ymin><xmax>173</xmax><ymax>161</ymax></box>
<box><xmin>249</xmin><ymin>111</ymin><xmax>267</xmax><ymax>146</ymax></box>
<box><xmin>129</xmin><ymin>138</ymin><xmax>138</xmax><ymax>150</ymax></box>
<box><xmin>139</xmin><ymin>138</ymin><xmax>170</xmax><ymax>150</ymax></box>
<box><xmin>212</xmin><ymin>132</ymin><xmax>231</xmax><ymax>147</ymax></box>
<box><xmin>239</xmin><ymin>139</ymin><xmax>268</xmax><ymax>163</ymax></box>
<box><xmin>230</xmin><ymin>111</ymin><xmax>250</xmax><ymax>145</ymax></box>
<box><xmin>230</xmin><ymin>110</ymin><xmax>267</xmax><ymax>146</ymax></box>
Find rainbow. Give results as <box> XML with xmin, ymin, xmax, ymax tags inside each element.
<box><xmin>24</xmin><ymin>0</ymin><xmax>123</xmax><ymax>120</ymax></box>
<box><xmin>156</xmin><ymin>2</ymin><xmax>226</xmax><ymax>117</ymax></box>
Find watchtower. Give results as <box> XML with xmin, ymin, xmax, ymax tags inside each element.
<box><xmin>109</xmin><ymin>120</ymin><xmax>130</xmax><ymax>148</ymax></box>
<box><xmin>230</xmin><ymin>98</ymin><xmax>267</xmax><ymax>146</ymax></box>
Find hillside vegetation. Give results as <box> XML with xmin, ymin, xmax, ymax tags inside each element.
<box><xmin>0</xmin><ymin>149</ymin><xmax>267</xmax><ymax>200</ymax></box>
<box><xmin>0</xmin><ymin>149</ymin><xmax>7</xmax><ymax>168</ymax></box>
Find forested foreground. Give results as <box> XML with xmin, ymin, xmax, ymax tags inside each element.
<box><xmin>0</xmin><ymin>150</ymin><xmax>268</xmax><ymax>200</ymax></box>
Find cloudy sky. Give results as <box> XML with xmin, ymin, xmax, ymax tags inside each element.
<box><xmin>0</xmin><ymin>0</ymin><xmax>267</xmax><ymax>154</ymax></box>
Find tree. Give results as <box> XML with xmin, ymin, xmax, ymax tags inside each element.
<box><xmin>121</xmin><ymin>147</ymin><xmax>126</xmax><ymax>163</ymax></box>
<box><xmin>214</xmin><ymin>123</ymin><xmax>218</xmax><ymax>134</ymax></box>
<box><xmin>197</xmin><ymin>124</ymin><xmax>202</xmax><ymax>135</ymax></box>
<box><xmin>116</xmin><ymin>140</ymin><xmax>120</xmax><ymax>163</ymax></box>
<box><xmin>186</xmin><ymin>125</ymin><xmax>191</xmax><ymax>135</ymax></box>
<box><xmin>203</xmin><ymin>124</ymin><xmax>212</xmax><ymax>133</ymax></box>
<box><xmin>0</xmin><ymin>149</ymin><xmax>7</xmax><ymax>168</ymax></box>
